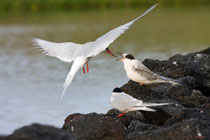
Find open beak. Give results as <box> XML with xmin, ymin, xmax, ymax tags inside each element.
<box><xmin>105</xmin><ymin>48</ymin><xmax>117</xmax><ymax>58</ymax></box>
<box><xmin>115</xmin><ymin>52</ymin><xmax>124</xmax><ymax>61</ymax></box>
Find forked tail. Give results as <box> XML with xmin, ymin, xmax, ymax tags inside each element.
<box><xmin>60</xmin><ymin>57</ymin><xmax>87</xmax><ymax>100</ymax></box>
<box><xmin>128</xmin><ymin>102</ymin><xmax>170</xmax><ymax>112</ymax></box>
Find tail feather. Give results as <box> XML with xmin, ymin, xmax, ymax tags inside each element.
<box><xmin>60</xmin><ymin>57</ymin><xmax>87</xmax><ymax>100</ymax></box>
<box><xmin>141</xmin><ymin>102</ymin><xmax>170</xmax><ymax>107</ymax></box>
<box><xmin>127</xmin><ymin>102</ymin><xmax>170</xmax><ymax>112</ymax></box>
<box><xmin>61</xmin><ymin>73</ymin><xmax>75</xmax><ymax>100</ymax></box>
<box><xmin>168</xmin><ymin>79</ymin><xmax>179</xmax><ymax>85</ymax></box>
<box><xmin>158</xmin><ymin>76</ymin><xmax>180</xmax><ymax>85</ymax></box>
<box><xmin>128</xmin><ymin>106</ymin><xmax>156</xmax><ymax>112</ymax></box>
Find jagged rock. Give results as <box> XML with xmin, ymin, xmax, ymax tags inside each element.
<box><xmin>143</xmin><ymin>47</ymin><xmax>210</xmax><ymax>96</ymax></box>
<box><xmin>120</xmin><ymin>77</ymin><xmax>194</xmax><ymax>101</ymax></box>
<box><xmin>127</xmin><ymin>119</ymin><xmax>210</xmax><ymax>140</ymax></box>
<box><xmin>176</xmin><ymin>90</ymin><xmax>208</xmax><ymax>108</ymax></box>
<box><xmin>128</xmin><ymin>121</ymin><xmax>160</xmax><ymax>132</ymax></box>
<box><xmin>4</xmin><ymin>48</ymin><xmax>210</xmax><ymax>140</ymax></box>
<box><xmin>62</xmin><ymin>113</ymin><xmax>127</xmax><ymax>140</ymax></box>
<box><xmin>0</xmin><ymin>136</ymin><xmax>7</xmax><ymax>140</ymax></box>
<box><xmin>7</xmin><ymin>123</ymin><xmax>76</xmax><ymax>140</ymax></box>
<box><xmin>142</xmin><ymin>59</ymin><xmax>189</xmax><ymax>79</ymax></box>
<box><xmin>164</xmin><ymin>108</ymin><xmax>210</xmax><ymax>127</ymax></box>
<box><xmin>62</xmin><ymin>113</ymin><xmax>84</xmax><ymax>130</ymax></box>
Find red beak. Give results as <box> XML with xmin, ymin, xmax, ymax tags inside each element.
<box><xmin>106</xmin><ymin>49</ymin><xmax>117</xmax><ymax>57</ymax></box>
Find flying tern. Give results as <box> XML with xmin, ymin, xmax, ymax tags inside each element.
<box><xmin>110</xmin><ymin>88</ymin><xmax>170</xmax><ymax>117</ymax></box>
<box><xmin>116</xmin><ymin>53</ymin><xmax>179</xmax><ymax>85</ymax></box>
<box><xmin>33</xmin><ymin>4</ymin><xmax>159</xmax><ymax>99</ymax></box>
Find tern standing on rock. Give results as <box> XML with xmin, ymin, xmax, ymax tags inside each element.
<box><xmin>116</xmin><ymin>53</ymin><xmax>179</xmax><ymax>86</ymax></box>
<box><xmin>33</xmin><ymin>4</ymin><xmax>159</xmax><ymax>99</ymax></box>
<box><xmin>110</xmin><ymin>88</ymin><xmax>170</xmax><ymax>117</ymax></box>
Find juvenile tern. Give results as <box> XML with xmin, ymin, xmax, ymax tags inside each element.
<box><xmin>116</xmin><ymin>53</ymin><xmax>179</xmax><ymax>85</ymax></box>
<box><xmin>33</xmin><ymin>4</ymin><xmax>158</xmax><ymax>99</ymax></box>
<box><xmin>110</xmin><ymin>88</ymin><xmax>170</xmax><ymax>117</ymax></box>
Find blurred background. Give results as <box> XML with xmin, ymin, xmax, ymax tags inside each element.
<box><xmin>0</xmin><ymin>0</ymin><xmax>210</xmax><ymax>135</ymax></box>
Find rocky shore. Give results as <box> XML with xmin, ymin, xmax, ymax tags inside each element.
<box><xmin>2</xmin><ymin>48</ymin><xmax>210</xmax><ymax>140</ymax></box>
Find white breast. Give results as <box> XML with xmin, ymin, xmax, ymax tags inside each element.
<box><xmin>123</xmin><ymin>60</ymin><xmax>147</xmax><ymax>83</ymax></box>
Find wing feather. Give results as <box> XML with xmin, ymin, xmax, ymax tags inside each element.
<box><xmin>84</xmin><ymin>4</ymin><xmax>158</xmax><ymax>58</ymax></box>
<box><xmin>33</xmin><ymin>38</ymin><xmax>82</xmax><ymax>63</ymax></box>
<box><xmin>33</xmin><ymin>4</ymin><xmax>158</xmax><ymax>60</ymax></box>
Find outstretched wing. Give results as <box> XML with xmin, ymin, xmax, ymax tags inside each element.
<box><xmin>33</xmin><ymin>4</ymin><xmax>158</xmax><ymax>60</ymax></box>
<box><xmin>33</xmin><ymin>38</ymin><xmax>82</xmax><ymax>63</ymax></box>
<box><xmin>83</xmin><ymin>4</ymin><xmax>158</xmax><ymax>58</ymax></box>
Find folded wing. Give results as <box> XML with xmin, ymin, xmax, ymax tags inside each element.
<box><xmin>134</xmin><ymin>60</ymin><xmax>158</xmax><ymax>80</ymax></box>
<box><xmin>111</xmin><ymin>92</ymin><xmax>143</xmax><ymax>111</ymax></box>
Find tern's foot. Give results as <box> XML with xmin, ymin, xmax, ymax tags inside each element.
<box><xmin>118</xmin><ymin>113</ymin><xmax>126</xmax><ymax>117</ymax></box>
<box><xmin>82</xmin><ymin>67</ymin><xmax>86</xmax><ymax>74</ymax></box>
<box><xmin>139</xmin><ymin>83</ymin><xmax>144</xmax><ymax>86</ymax></box>
<box><xmin>86</xmin><ymin>62</ymin><xmax>89</xmax><ymax>73</ymax></box>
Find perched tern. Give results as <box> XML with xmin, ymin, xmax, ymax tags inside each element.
<box><xmin>116</xmin><ymin>53</ymin><xmax>179</xmax><ymax>85</ymax></box>
<box><xmin>110</xmin><ymin>88</ymin><xmax>170</xmax><ymax>117</ymax></box>
<box><xmin>33</xmin><ymin>4</ymin><xmax>158</xmax><ymax>99</ymax></box>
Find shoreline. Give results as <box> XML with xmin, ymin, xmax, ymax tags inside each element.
<box><xmin>2</xmin><ymin>47</ymin><xmax>210</xmax><ymax>140</ymax></box>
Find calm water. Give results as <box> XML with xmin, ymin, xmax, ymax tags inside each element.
<box><xmin>0</xmin><ymin>6</ymin><xmax>210</xmax><ymax>134</ymax></box>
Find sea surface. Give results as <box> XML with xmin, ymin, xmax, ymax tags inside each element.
<box><xmin>0</xmin><ymin>6</ymin><xmax>210</xmax><ymax>134</ymax></box>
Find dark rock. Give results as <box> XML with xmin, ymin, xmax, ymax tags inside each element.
<box><xmin>170</xmin><ymin>52</ymin><xmax>210</xmax><ymax>96</ymax></box>
<box><xmin>62</xmin><ymin>113</ymin><xmax>84</xmax><ymax>130</ymax></box>
<box><xmin>107</xmin><ymin>109</ymin><xmax>135</xmax><ymax>127</ymax></box>
<box><xmin>199</xmin><ymin>47</ymin><xmax>210</xmax><ymax>55</ymax></box>
<box><xmin>59</xmin><ymin>48</ymin><xmax>209</xmax><ymax>140</ymax></box>
<box><xmin>116</xmin><ymin>48</ymin><xmax>210</xmax><ymax>139</ymax></box>
<box><xmin>107</xmin><ymin>108</ymin><xmax>122</xmax><ymax>116</ymax></box>
<box><xmin>5</xmin><ymin>48</ymin><xmax>210</xmax><ymax>140</ymax></box>
<box><xmin>143</xmin><ymin>47</ymin><xmax>210</xmax><ymax>96</ymax></box>
<box><xmin>128</xmin><ymin>119</ymin><xmax>210</xmax><ymax>140</ymax></box>
<box><xmin>178</xmin><ymin>76</ymin><xmax>195</xmax><ymax>89</ymax></box>
<box><xmin>128</xmin><ymin>120</ymin><xmax>160</xmax><ymax>132</ymax></box>
<box><xmin>176</xmin><ymin>90</ymin><xmax>208</xmax><ymax>108</ymax></box>
<box><xmin>62</xmin><ymin>113</ymin><xmax>127</xmax><ymax>140</ymax></box>
<box><xmin>164</xmin><ymin>108</ymin><xmax>210</xmax><ymax>127</ymax></box>
<box><xmin>142</xmin><ymin>59</ymin><xmax>189</xmax><ymax>78</ymax></box>
<box><xmin>202</xmin><ymin>103</ymin><xmax>210</xmax><ymax>113</ymax></box>
<box><xmin>7</xmin><ymin>123</ymin><xmax>76</xmax><ymax>140</ymax></box>
<box><xmin>141</xmin><ymin>109</ymin><xmax>172</xmax><ymax>126</ymax></box>
<box><xmin>120</xmin><ymin>79</ymin><xmax>193</xmax><ymax>101</ymax></box>
<box><xmin>0</xmin><ymin>136</ymin><xmax>7</xmax><ymax>140</ymax></box>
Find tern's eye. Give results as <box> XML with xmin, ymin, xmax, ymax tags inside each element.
<box><xmin>125</xmin><ymin>54</ymin><xmax>135</xmax><ymax>60</ymax></box>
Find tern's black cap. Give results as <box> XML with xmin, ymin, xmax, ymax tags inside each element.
<box><xmin>125</xmin><ymin>54</ymin><xmax>135</xmax><ymax>60</ymax></box>
<box><xmin>113</xmin><ymin>88</ymin><xmax>122</xmax><ymax>93</ymax></box>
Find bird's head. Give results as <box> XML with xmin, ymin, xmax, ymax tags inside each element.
<box><xmin>113</xmin><ymin>87</ymin><xmax>122</xmax><ymax>93</ymax></box>
<box><xmin>116</xmin><ymin>53</ymin><xmax>135</xmax><ymax>62</ymax></box>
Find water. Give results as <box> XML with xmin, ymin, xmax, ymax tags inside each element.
<box><xmin>0</xmin><ymin>6</ymin><xmax>210</xmax><ymax>134</ymax></box>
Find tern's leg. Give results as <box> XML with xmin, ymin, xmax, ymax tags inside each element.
<box><xmin>82</xmin><ymin>67</ymin><xmax>86</xmax><ymax>74</ymax></box>
<box><xmin>139</xmin><ymin>83</ymin><xmax>144</xmax><ymax>86</ymax></box>
<box><xmin>118</xmin><ymin>113</ymin><xmax>126</xmax><ymax>117</ymax></box>
<box><xmin>86</xmin><ymin>62</ymin><xmax>89</xmax><ymax>73</ymax></box>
